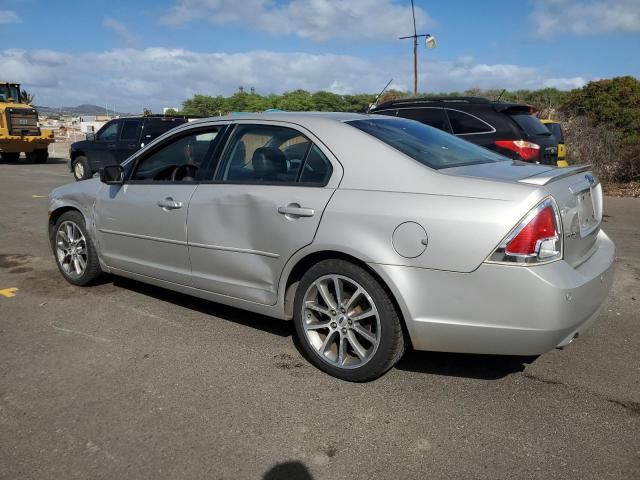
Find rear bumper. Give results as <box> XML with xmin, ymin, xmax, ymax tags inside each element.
<box><xmin>370</xmin><ymin>230</ymin><xmax>615</xmax><ymax>355</ymax></box>
<box><xmin>0</xmin><ymin>137</ymin><xmax>54</xmax><ymax>153</ymax></box>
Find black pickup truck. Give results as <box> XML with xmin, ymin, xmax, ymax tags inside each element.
<box><xmin>69</xmin><ymin>115</ymin><xmax>190</xmax><ymax>180</ymax></box>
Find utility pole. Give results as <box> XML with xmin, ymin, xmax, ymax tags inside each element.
<box><xmin>399</xmin><ymin>0</ymin><xmax>436</xmax><ymax>95</ymax></box>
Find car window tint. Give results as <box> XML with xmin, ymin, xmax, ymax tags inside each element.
<box><xmin>544</xmin><ymin>122</ymin><xmax>564</xmax><ymax>142</ymax></box>
<box><xmin>300</xmin><ymin>145</ymin><xmax>332</xmax><ymax>185</ymax></box>
<box><xmin>511</xmin><ymin>114</ymin><xmax>551</xmax><ymax>136</ymax></box>
<box><xmin>120</xmin><ymin>120</ymin><xmax>140</xmax><ymax>141</ymax></box>
<box><xmin>141</xmin><ymin>118</ymin><xmax>185</xmax><ymax>144</ymax></box>
<box><xmin>446</xmin><ymin>109</ymin><xmax>493</xmax><ymax>134</ymax></box>
<box><xmin>131</xmin><ymin>128</ymin><xmax>220</xmax><ymax>182</ymax></box>
<box><xmin>97</xmin><ymin>121</ymin><xmax>120</xmax><ymax>141</ymax></box>
<box><xmin>348</xmin><ymin>117</ymin><xmax>507</xmax><ymax>170</ymax></box>
<box><xmin>219</xmin><ymin>125</ymin><xmax>308</xmax><ymax>184</ymax></box>
<box><xmin>397</xmin><ymin>108</ymin><xmax>449</xmax><ymax>131</ymax></box>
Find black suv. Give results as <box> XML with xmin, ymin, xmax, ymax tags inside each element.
<box><xmin>370</xmin><ymin>97</ymin><xmax>559</xmax><ymax>165</ymax></box>
<box><xmin>69</xmin><ymin>115</ymin><xmax>190</xmax><ymax>180</ymax></box>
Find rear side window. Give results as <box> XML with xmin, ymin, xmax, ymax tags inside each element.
<box><xmin>218</xmin><ymin>125</ymin><xmax>308</xmax><ymax>184</ymax></box>
<box><xmin>120</xmin><ymin>120</ymin><xmax>140</xmax><ymax>140</ymax></box>
<box><xmin>396</xmin><ymin>108</ymin><xmax>450</xmax><ymax>131</ymax></box>
<box><xmin>141</xmin><ymin>118</ymin><xmax>186</xmax><ymax>143</ymax></box>
<box><xmin>349</xmin><ymin>117</ymin><xmax>506</xmax><ymax>169</ymax></box>
<box><xmin>445</xmin><ymin>109</ymin><xmax>494</xmax><ymax>135</ymax></box>
<box><xmin>299</xmin><ymin>145</ymin><xmax>332</xmax><ymax>185</ymax></box>
<box><xmin>511</xmin><ymin>114</ymin><xmax>551</xmax><ymax>136</ymax></box>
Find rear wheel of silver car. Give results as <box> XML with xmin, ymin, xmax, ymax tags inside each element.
<box><xmin>72</xmin><ymin>156</ymin><xmax>91</xmax><ymax>181</ymax></box>
<box><xmin>293</xmin><ymin>259</ymin><xmax>406</xmax><ymax>381</ymax></box>
<box><xmin>51</xmin><ymin>211</ymin><xmax>102</xmax><ymax>286</ymax></box>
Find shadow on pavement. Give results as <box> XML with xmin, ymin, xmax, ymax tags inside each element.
<box><xmin>112</xmin><ymin>276</ymin><xmax>294</xmax><ymax>338</ymax></box>
<box><xmin>104</xmin><ymin>276</ymin><xmax>536</xmax><ymax>380</ymax></box>
<box><xmin>0</xmin><ymin>156</ymin><xmax>68</xmax><ymax>165</ymax></box>
<box><xmin>395</xmin><ymin>349</ymin><xmax>538</xmax><ymax>380</ymax></box>
<box><xmin>263</xmin><ymin>461</ymin><xmax>314</xmax><ymax>480</ymax></box>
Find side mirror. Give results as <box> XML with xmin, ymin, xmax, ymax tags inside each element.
<box><xmin>86</xmin><ymin>132</ymin><xmax>96</xmax><ymax>141</ymax></box>
<box><xmin>99</xmin><ymin>165</ymin><xmax>125</xmax><ymax>185</ymax></box>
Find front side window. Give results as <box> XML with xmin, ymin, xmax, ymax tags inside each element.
<box><xmin>218</xmin><ymin>125</ymin><xmax>311</xmax><ymax>184</ymax></box>
<box><xmin>97</xmin><ymin>121</ymin><xmax>120</xmax><ymax>141</ymax></box>
<box><xmin>131</xmin><ymin>128</ymin><xmax>220</xmax><ymax>182</ymax></box>
<box><xmin>446</xmin><ymin>109</ymin><xmax>494</xmax><ymax>135</ymax></box>
<box><xmin>348</xmin><ymin>117</ymin><xmax>507</xmax><ymax>170</ymax></box>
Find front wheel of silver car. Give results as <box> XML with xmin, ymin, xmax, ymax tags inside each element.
<box><xmin>50</xmin><ymin>211</ymin><xmax>103</xmax><ymax>286</ymax></box>
<box><xmin>293</xmin><ymin>259</ymin><xmax>406</xmax><ymax>381</ymax></box>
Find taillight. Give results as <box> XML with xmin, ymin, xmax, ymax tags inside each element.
<box><xmin>495</xmin><ymin>140</ymin><xmax>540</xmax><ymax>161</ymax></box>
<box><xmin>486</xmin><ymin>197</ymin><xmax>563</xmax><ymax>265</ymax></box>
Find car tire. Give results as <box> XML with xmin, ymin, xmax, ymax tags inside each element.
<box><xmin>1</xmin><ymin>152</ymin><xmax>20</xmax><ymax>162</ymax></box>
<box><xmin>33</xmin><ymin>149</ymin><xmax>49</xmax><ymax>164</ymax></box>
<box><xmin>50</xmin><ymin>210</ymin><xmax>103</xmax><ymax>286</ymax></box>
<box><xmin>293</xmin><ymin>259</ymin><xmax>407</xmax><ymax>381</ymax></box>
<box><xmin>72</xmin><ymin>156</ymin><xmax>92</xmax><ymax>181</ymax></box>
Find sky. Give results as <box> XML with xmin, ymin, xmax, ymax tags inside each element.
<box><xmin>1</xmin><ymin>0</ymin><xmax>639</xmax><ymax>112</ymax></box>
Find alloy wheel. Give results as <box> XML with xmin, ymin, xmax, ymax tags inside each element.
<box><xmin>301</xmin><ymin>274</ymin><xmax>381</xmax><ymax>369</ymax></box>
<box><xmin>56</xmin><ymin>220</ymin><xmax>88</xmax><ymax>278</ymax></box>
<box><xmin>74</xmin><ymin>161</ymin><xmax>85</xmax><ymax>180</ymax></box>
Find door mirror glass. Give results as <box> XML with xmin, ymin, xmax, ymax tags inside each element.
<box><xmin>100</xmin><ymin>165</ymin><xmax>125</xmax><ymax>185</ymax></box>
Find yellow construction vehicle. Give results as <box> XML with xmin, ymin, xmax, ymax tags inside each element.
<box><xmin>0</xmin><ymin>82</ymin><xmax>54</xmax><ymax>163</ymax></box>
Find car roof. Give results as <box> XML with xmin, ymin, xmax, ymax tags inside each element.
<box><xmin>187</xmin><ymin>111</ymin><xmax>380</xmax><ymax>128</ymax></box>
<box><xmin>372</xmin><ymin>97</ymin><xmax>531</xmax><ymax>113</ymax></box>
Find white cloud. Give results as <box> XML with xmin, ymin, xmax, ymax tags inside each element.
<box><xmin>532</xmin><ymin>0</ymin><xmax>640</xmax><ymax>37</ymax></box>
<box><xmin>103</xmin><ymin>17</ymin><xmax>139</xmax><ymax>47</ymax></box>
<box><xmin>0</xmin><ymin>47</ymin><xmax>590</xmax><ymax>112</ymax></box>
<box><xmin>161</xmin><ymin>0</ymin><xmax>435</xmax><ymax>41</ymax></box>
<box><xmin>0</xmin><ymin>9</ymin><xmax>20</xmax><ymax>24</ymax></box>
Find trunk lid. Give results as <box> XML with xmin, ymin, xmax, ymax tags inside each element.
<box><xmin>442</xmin><ymin>162</ymin><xmax>603</xmax><ymax>267</ymax></box>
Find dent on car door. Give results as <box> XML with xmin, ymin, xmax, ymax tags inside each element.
<box><xmin>94</xmin><ymin>126</ymin><xmax>223</xmax><ymax>285</ymax></box>
<box><xmin>187</xmin><ymin>123</ymin><xmax>340</xmax><ymax>305</ymax></box>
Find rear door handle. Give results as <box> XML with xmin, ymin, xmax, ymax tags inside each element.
<box><xmin>157</xmin><ymin>197</ymin><xmax>183</xmax><ymax>210</ymax></box>
<box><xmin>278</xmin><ymin>205</ymin><xmax>314</xmax><ymax>218</ymax></box>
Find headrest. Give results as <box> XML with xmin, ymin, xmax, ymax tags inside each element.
<box><xmin>252</xmin><ymin>147</ymin><xmax>286</xmax><ymax>179</ymax></box>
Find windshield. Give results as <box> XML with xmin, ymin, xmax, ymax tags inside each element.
<box><xmin>348</xmin><ymin>117</ymin><xmax>507</xmax><ymax>169</ymax></box>
<box><xmin>0</xmin><ymin>84</ymin><xmax>21</xmax><ymax>103</ymax></box>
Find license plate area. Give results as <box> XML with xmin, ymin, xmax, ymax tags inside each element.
<box><xmin>576</xmin><ymin>188</ymin><xmax>598</xmax><ymax>237</ymax></box>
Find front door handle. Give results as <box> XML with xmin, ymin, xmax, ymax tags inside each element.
<box><xmin>278</xmin><ymin>204</ymin><xmax>314</xmax><ymax>218</ymax></box>
<box><xmin>157</xmin><ymin>197</ymin><xmax>183</xmax><ymax>210</ymax></box>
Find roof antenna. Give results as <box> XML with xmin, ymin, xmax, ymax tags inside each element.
<box><xmin>496</xmin><ymin>89</ymin><xmax>506</xmax><ymax>102</ymax></box>
<box><xmin>367</xmin><ymin>78</ymin><xmax>393</xmax><ymax>114</ymax></box>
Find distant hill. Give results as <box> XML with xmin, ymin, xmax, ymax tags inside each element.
<box><xmin>35</xmin><ymin>104</ymin><xmax>130</xmax><ymax>116</ymax></box>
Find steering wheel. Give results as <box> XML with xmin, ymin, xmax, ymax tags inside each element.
<box><xmin>171</xmin><ymin>164</ymin><xmax>199</xmax><ymax>182</ymax></box>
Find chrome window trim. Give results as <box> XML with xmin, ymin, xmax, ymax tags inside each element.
<box><xmin>444</xmin><ymin>108</ymin><xmax>496</xmax><ymax>136</ymax></box>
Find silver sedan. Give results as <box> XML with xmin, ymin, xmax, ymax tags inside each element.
<box><xmin>48</xmin><ymin>113</ymin><xmax>615</xmax><ymax>381</ymax></box>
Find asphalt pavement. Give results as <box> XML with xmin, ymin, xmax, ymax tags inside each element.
<box><xmin>0</xmin><ymin>155</ymin><xmax>638</xmax><ymax>479</ymax></box>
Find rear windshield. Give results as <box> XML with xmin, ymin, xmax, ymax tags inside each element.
<box><xmin>511</xmin><ymin>114</ymin><xmax>551</xmax><ymax>136</ymax></box>
<box><xmin>348</xmin><ymin>117</ymin><xmax>507</xmax><ymax>170</ymax></box>
<box><xmin>544</xmin><ymin>122</ymin><xmax>564</xmax><ymax>142</ymax></box>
